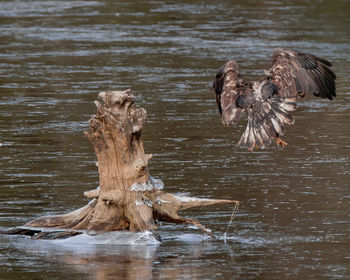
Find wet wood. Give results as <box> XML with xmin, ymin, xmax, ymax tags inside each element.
<box><xmin>2</xmin><ymin>90</ymin><xmax>238</xmax><ymax>239</ymax></box>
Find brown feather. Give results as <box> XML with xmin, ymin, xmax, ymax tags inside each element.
<box><xmin>213</xmin><ymin>60</ymin><xmax>247</xmax><ymax>126</ymax></box>
<box><xmin>269</xmin><ymin>48</ymin><xmax>336</xmax><ymax>99</ymax></box>
<box><xmin>212</xmin><ymin>48</ymin><xmax>336</xmax><ymax>149</ymax></box>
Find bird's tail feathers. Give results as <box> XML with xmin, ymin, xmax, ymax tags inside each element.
<box><xmin>237</xmin><ymin>98</ymin><xmax>297</xmax><ymax>149</ymax></box>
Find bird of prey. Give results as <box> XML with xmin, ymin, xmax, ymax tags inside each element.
<box><xmin>213</xmin><ymin>48</ymin><xmax>336</xmax><ymax>150</ymax></box>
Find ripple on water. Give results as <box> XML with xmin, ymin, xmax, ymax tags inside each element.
<box><xmin>1</xmin><ymin>0</ymin><xmax>350</xmax><ymax>279</ymax></box>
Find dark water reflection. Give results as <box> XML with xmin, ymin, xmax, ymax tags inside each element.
<box><xmin>1</xmin><ymin>0</ymin><xmax>350</xmax><ymax>279</ymax></box>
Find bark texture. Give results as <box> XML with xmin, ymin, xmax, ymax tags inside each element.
<box><xmin>2</xmin><ymin>90</ymin><xmax>238</xmax><ymax>239</ymax></box>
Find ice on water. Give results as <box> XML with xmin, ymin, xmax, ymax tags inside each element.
<box><xmin>54</xmin><ymin>230</ymin><xmax>161</xmax><ymax>245</ymax></box>
<box><xmin>130</xmin><ymin>176</ymin><xmax>164</xmax><ymax>192</ymax></box>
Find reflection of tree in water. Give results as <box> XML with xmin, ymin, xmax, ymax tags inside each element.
<box><xmin>63</xmin><ymin>253</ymin><xmax>155</xmax><ymax>280</ymax></box>
<box><xmin>54</xmin><ymin>242</ymin><xmax>218</xmax><ymax>279</ymax></box>
<box><xmin>60</xmin><ymin>246</ymin><xmax>208</xmax><ymax>280</ymax></box>
<box><xmin>2</xmin><ymin>232</ymin><xmax>236</xmax><ymax>279</ymax></box>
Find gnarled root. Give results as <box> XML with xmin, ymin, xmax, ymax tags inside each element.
<box><xmin>2</xmin><ymin>189</ymin><xmax>237</xmax><ymax>239</ymax></box>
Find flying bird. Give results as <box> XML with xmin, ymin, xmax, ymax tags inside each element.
<box><xmin>213</xmin><ymin>48</ymin><xmax>336</xmax><ymax>150</ymax></box>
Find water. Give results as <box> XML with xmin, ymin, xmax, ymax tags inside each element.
<box><xmin>1</xmin><ymin>0</ymin><xmax>350</xmax><ymax>279</ymax></box>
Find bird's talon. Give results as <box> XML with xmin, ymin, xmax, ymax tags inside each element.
<box><xmin>276</xmin><ymin>137</ymin><xmax>288</xmax><ymax>148</ymax></box>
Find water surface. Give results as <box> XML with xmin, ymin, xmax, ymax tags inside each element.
<box><xmin>1</xmin><ymin>0</ymin><xmax>350</xmax><ymax>279</ymax></box>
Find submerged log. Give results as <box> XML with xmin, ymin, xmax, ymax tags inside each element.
<box><xmin>2</xmin><ymin>90</ymin><xmax>238</xmax><ymax>239</ymax></box>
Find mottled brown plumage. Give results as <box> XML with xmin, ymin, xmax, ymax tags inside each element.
<box><xmin>213</xmin><ymin>48</ymin><xmax>336</xmax><ymax>150</ymax></box>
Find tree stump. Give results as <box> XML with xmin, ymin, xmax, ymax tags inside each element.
<box><xmin>2</xmin><ymin>90</ymin><xmax>238</xmax><ymax>239</ymax></box>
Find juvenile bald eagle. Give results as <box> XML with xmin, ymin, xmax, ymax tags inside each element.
<box><xmin>213</xmin><ymin>48</ymin><xmax>336</xmax><ymax>150</ymax></box>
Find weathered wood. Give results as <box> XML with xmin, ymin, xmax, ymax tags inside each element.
<box><xmin>2</xmin><ymin>90</ymin><xmax>238</xmax><ymax>239</ymax></box>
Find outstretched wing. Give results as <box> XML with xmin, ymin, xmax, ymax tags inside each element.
<box><xmin>269</xmin><ymin>48</ymin><xmax>336</xmax><ymax>99</ymax></box>
<box><xmin>212</xmin><ymin>49</ymin><xmax>335</xmax><ymax>150</ymax></box>
<box><xmin>213</xmin><ymin>60</ymin><xmax>248</xmax><ymax>126</ymax></box>
<box><xmin>213</xmin><ymin>60</ymin><xmax>297</xmax><ymax>150</ymax></box>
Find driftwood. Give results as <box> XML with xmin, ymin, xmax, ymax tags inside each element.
<box><xmin>2</xmin><ymin>90</ymin><xmax>238</xmax><ymax>239</ymax></box>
